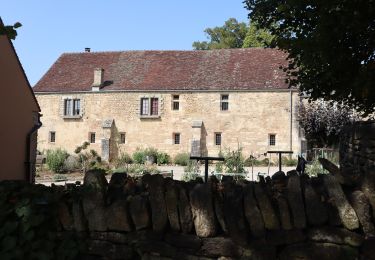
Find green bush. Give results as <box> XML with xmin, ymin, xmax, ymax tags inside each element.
<box><xmin>157</xmin><ymin>152</ymin><xmax>171</xmax><ymax>165</ymax></box>
<box><xmin>63</xmin><ymin>155</ymin><xmax>80</xmax><ymax>172</ymax></box>
<box><xmin>115</xmin><ymin>152</ymin><xmax>133</xmax><ymax>168</ymax></box>
<box><xmin>133</xmin><ymin>149</ymin><xmax>146</xmax><ymax>164</ymax></box>
<box><xmin>281</xmin><ymin>156</ymin><xmax>298</xmax><ymax>166</ymax></box>
<box><xmin>52</xmin><ymin>174</ymin><xmax>68</xmax><ymax>182</ymax></box>
<box><xmin>223</xmin><ymin>148</ymin><xmax>246</xmax><ymax>173</ymax></box>
<box><xmin>46</xmin><ymin>149</ymin><xmax>69</xmax><ymax>173</ymax></box>
<box><xmin>174</xmin><ymin>153</ymin><xmax>190</xmax><ymax>166</ymax></box>
<box><xmin>181</xmin><ymin>172</ymin><xmax>200</xmax><ymax>182</ymax></box>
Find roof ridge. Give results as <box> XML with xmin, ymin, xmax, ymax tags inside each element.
<box><xmin>60</xmin><ymin>47</ymin><xmax>270</xmax><ymax>55</ymax></box>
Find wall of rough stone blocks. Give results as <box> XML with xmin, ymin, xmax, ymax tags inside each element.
<box><xmin>55</xmin><ymin>170</ymin><xmax>375</xmax><ymax>259</ymax></box>
<box><xmin>340</xmin><ymin>121</ymin><xmax>375</xmax><ymax>177</ymax></box>
<box><xmin>35</xmin><ymin>90</ymin><xmax>303</xmax><ymax>159</ymax></box>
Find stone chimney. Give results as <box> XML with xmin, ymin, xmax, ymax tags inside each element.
<box><xmin>92</xmin><ymin>68</ymin><xmax>104</xmax><ymax>91</ymax></box>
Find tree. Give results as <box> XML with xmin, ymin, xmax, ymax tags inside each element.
<box><xmin>0</xmin><ymin>21</ymin><xmax>22</xmax><ymax>40</ymax></box>
<box><xmin>192</xmin><ymin>18</ymin><xmax>272</xmax><ymax>50</ymax></box>
<box><xmin>298</xmin><ymin>100</ymin><xmax>358</xmax><ymax>147</ymax></box>
<box><xmin>244</xmin><ymin>0</ymin><xmax>375</xmax><ymax>115</ymax></box>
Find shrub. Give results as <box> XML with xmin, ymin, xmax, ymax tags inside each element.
<box><xmin>133</xmin><ymin>149</ymin><xmax>146</xmax><ymax>164</ymax></box>
<box><xmin>52</xmin><ymin>174</ymin><xmax>68</xmax><ymax>182</ymax></box>
<box><xmin>223</xmin><ymin>148</ymin><xmax>246</xmax><ymax>173</ymax></box>
<box><xmin>63</xmin><ymin>155</ymin><xmax>80</xmax><ymax>172</ymax></box>
<box><xmin>46</xmin><ymin>149</ymin><xmax>69</xmax><ymax>173</ymax></box>
<box><xmin>74</xmin><ymin>142</ymin><xmax>101</xmax><ymax>173</ymax></box>
<box><xmin>181</xmin><ymin>172</ymin><xmax>200</xmax><ymax>182</ymax></box>
<box><xmin>157</xmin><ymin>152</ymin><xmax>171</xmax><ymax>165</ymax></box>
<box><xmin>281</xmin><ymin>156</ymin><xmax>298</xmax><ymax>167</ymax></box>
<box><xmin>174</xmin><ymin>153</ymin><xmax>190</xmax><ymax>166</ymax></box>
<box><xmin>115</xmin><ymin>152</ymin><xmax>133</xmax><ymax>168</ymax></box>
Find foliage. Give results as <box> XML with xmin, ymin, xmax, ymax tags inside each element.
<box><xmin>193</xmin><ymin>18</ymin><xmax>272</xmax><ymax>50</ymax></box>
<box><xmin>245</xmin><ymin>0</ymin><xmax>375</xmax><ymax>115</ymax></box>
<box><xmin>182</xmin><ymin>160</ymin><xmax>201</xmax><ymax>181</ymax></box>
<box><xmin>46</xmin><ymin>149</ymin><xmax>69</xmax><ymax>173</ymax></box>
<box><xmin>0</xmin><ymin>22</ymin><xmax>22</xmax><ymax>40</ymax></box>
<box><xmin>281</xmin><ymin>156</ymin><xmax>298</xmax><ymax>167</ymax></box>
<box><xmin>52</xmin><ymin>174</ymin><xmax>68</xmax><ymax>182</ymax></box>
<box><xmin>74</xmin><ymin>142</ymin><xmax>102</xmax><ymax>173</ymax></box>
<box><xmin>63</xmin><ymin>155</ymin><xmax>80</xmax><ymax>172</ymax></box>
<box><xmin>181</xmin><ymin>172</ymin><xmax>200</xmax><ymax>182</ymax></box>
<box><xmin>242</xmin><ymin>22</ymin><xmax>274</xmax><ymax>47</ymax></box>
<box><xmin>114</xmin><ymin>152</ymin><xmax>133</xmax><ymax>168</ymax></box>
<box><xmin>299</xmin><ymin>100</ymin><xmax>358</xmax><ymax>147</ymax></box>
<box><xmin>133</xmin><ymin>149</ymin><xmax>146</xmax><ymax>164</ymax></box>
<box><xmin>223</xmin><ymin>147</ymin><xmax>246</xmax><ymax>173</ymax></box>
<box><xmin>0</xmin><ymin>182</ymin><xmax>83</xmax><ymax>259</ymax></box>
<box><xmin>157</xmin><ymin>152</ymin><xmax>171</xmax><ymax>165</ymax></box>
<box><xmin>305</xmin><ymin>158</ymin><xmax>324</xmax><ymax>177</ymax></box>
<box><xmin>127</xmin><ymin>164</ymin><xmax>160</xmax><ymax>176</ymax></box>
<box><xmin>174</xmin><ymin>153</ymin><xmax>190</xmax><ymax>166</ymax></box>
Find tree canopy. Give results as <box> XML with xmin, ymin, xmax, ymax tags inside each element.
<box><xmin>245</xmin><ymin>0</ymin><xmax>375</xmax><ymax>115</ymax></box>
<box><xmin>0</xmin><ymin>22</ymin><xmax>22</xmax><ymax>40</ymax></box>
<box><xmin>192</xmin><ymin>18</ymin><xmax>273</xmax><ymax>50</ymax></box>
<box><xmin>298</xmin><ymin>100</ymin><xmax>358</xmax><ymax>147</ymax></box>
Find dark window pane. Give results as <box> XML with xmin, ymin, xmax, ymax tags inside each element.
<box><xmin>73</xmin><ymin>99</ymin><xmax>80</xmax><ymax>115</ymax></box>
<box><xmin>215</xmin><ymin>133</ymin><xmax>221</xmax><ymax>145</ymax></box>
<box><xmin>151</xmin><ymin>98</ymin><xmax>158</xmax><ymax>115</ymax></box>
<box><xmin>269</xmin><ymin>134</ymin><xmax>276</xmax><ymax>146</ymax></box>
<box><xmin>174</xmin><ymin>133</ymin><xmax>180</xmax><ymax>144</ymax></box>
<box><xmin>90</xmin><ymin>133</ymin><xmax>95</xmax><ymax>143</ymax></box>
<box><xmin>64</xmin><ymin>99</ymin><xmax>72</xmax><ymax>115</ymax></box>
<box><xmin>173</xmin><ymin>101</ymin><xmax>179</xmax><ymax>110</ymax></box>
<box><xmin>120</xmin><ymin>133</ymin><xmax>126</xmax><ymax>144</ymax></box>
<box><xmin>50</xmin><ymin>132</ymin><xmax>55</xmax><ymax>143</ymax></box>
<box><xmin>221</xmin><ymin>94</ymin><xmax>229</xmax><ymax>100</ymax></box>
<box><xmin>221</xmin><ymin>102</ymin><xmax>228</xmax><ymax>111</ymax></box>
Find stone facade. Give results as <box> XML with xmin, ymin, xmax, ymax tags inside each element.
<box><xmin>35</xmin><ymin>89</ymin><xmax>303</xmax><ymax>160</ymax></box>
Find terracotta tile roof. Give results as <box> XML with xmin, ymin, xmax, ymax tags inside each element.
<box><xmin>33</xmin><ymin>48</ymin><xmax>290</xmax><ymax>92</ymax></box>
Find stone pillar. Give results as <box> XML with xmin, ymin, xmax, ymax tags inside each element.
<box><xmin>101</xmin><ymin>119</ymin><xmax>114</xmax><ymax>161</ymax></box>
<box><xmin>191</xmin><ymin>120</ymin><xmax>203</xmax><ymax>156</ymax></box>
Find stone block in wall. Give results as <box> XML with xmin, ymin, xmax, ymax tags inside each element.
<box><xmin>106</xmin><ymin>199</ymin><xmax>133</xmax><ymax>232</ymax></box>
<box><xmin>178</xmin><ymin>183</ymin><xmax>193</xmax><ymax>234</ymax></box>
<box><xmin>222</xmin><ymin>182</ymin><xmax>248</xmax><ymax>245</ymax></box>
<box><xmin>72</xmin><ymin>200</ymin><xmax>87</xmax><ymax>232</ymax></box>
<box><xmin>276</xmin><ymin>195</ymin><xmax>293</xmax><ymax>230</ymax></box>
<box><xmin>348</xmin><ymin>190</ymin><xmax>375</xmax><ymax>236</ymax></box>
<box><xmin>253</xmin><ymin>183</ymin><xmax>280</xmax><ymax>230</ymax></box>
<box><xmin>266</xmin><ymin>229</ymin><xmax>306</xmax><ymax>246</ymax></box>
<box><xmin>323</xmin><ymin>175</ymin><xmax>359</xmax><ymax>230</ymax></box>
<box><xmin>214</xmin><ymin>187</ymin><xmax>228</xmax><ymax>234</ymax></box>
<box><xmin>279</xmin><ymin>242</ymin><xmax>358</xmax><ymax>260</ymax></box>
<box><xmin>165</xmin><ymin>179</ymin><xmax>181</xmax><ymax>232</ymax></box>
<box><xmin>137</xmin><ymin>240</ymin><xmax>177</xmax><ymax>258</ymax></box>
<box><xmin>129</xmin><ymin>195</ymin><xmax>151</xmax><ymax>230</ymax></box>
<box><xmin>307</xmin><ymin>227</ymin><xmax>364</xmax><ymax>247</ymax></box>
<box><xmin>87</xmin><ymin>239</ymin><xmax>134</xmax><ymax>259</ymax></box>
<box><xmin>107</xmin><ymin>172</ymin><xmax>128</xmax><ymax>202</ymax></box>
<box><xmin>189</xmin><ymin>183</ymin><xmax>217</xmax><ymax>237</ymax></box>
<box><xmin>199</xmin><ymin>237</ymin><xmax>242</xmax><ymax>258</ymax></box>
<box><xmin>58</xmin><ymin>201</ymin><xmax>73</xmax><ymax>231</ymax></box>
<box><xmin>287</xmin><ymin>173</ymin><xmax>306</xmax><ymax>229</ymax></box>
<box><xmin>242</xmin><ymin>182</ymin><xmax>265</xmax><ymax>238</ymax></box>
<box><xmin>304</xmin><ymin>180</ymin><xmax>328</xmax><ymax>226</ymax></box>
<box><xmin>164</xmin><ymin>233</ymin><xmax>202</xmax><ymax>252</ymax></box>
<box><xmin>144</xmin><ymin>174</ymin><xmax>168</xmax><ymax>233</ymax></box>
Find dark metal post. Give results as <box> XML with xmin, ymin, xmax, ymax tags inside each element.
<box><xmin>204</xmin><ymin>159</ymin><xmax>209</xmax><ymax>183</ymax></box>
<box><xmin>279</xmin><ymin>152</ymin><xmax>282</xmax><ymax>172</ymax></box>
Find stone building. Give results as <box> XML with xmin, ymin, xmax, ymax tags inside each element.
<box><xmin>33</xmin><ymin>48</ymin><xmax>304</xmax><ymax>160</ymax></box>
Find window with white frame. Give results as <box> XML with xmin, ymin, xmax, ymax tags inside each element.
<box><xmin>140</xmin><ymin>97</ymin><xmax>159</xmax><ymax>116</ymax></box>
<box><xmin>172</xmin><ymin>95</ymin><xmax>179</xmax><ymax>110</ymax></box>
<box><xmin>64</xmin><ymin>99</ymin><xmax>81</xmax><ymax>116</ymax></box>
<box><xmin>220</xmin><ymin>94</ymin><xmax>229</xmax><ymax>111</ymax></box>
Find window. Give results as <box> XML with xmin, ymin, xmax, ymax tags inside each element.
<box><xmin>215</xmin><ymin>132</ymin><xmax>222</xmax><ymax>146</ymax></box>
<box><xmin>220</xmin><ymin>94</ymin><xmax>229</xmax><ymax>111</ymax></box>
<box><xmin>49</xmin><ymin>131</ymin><xmax>56</xmax><ymax>143</ymax></box>
<box><xmin>140</xmin><ymin>97</ymin><xmax>159</xmax><ymax>117</ymax></box>
<box><xmin>120</xmin><ymin>133</ymin><xmax>126</xmax><ymax>144</ymax></box>
<box><xmin>172</xmin><ymin>95</ymin><xmax>179</xmax><ymax>110</ymax></box>
<box><xmin>173</xmin><ymin>133</ymin><xmax>180</xmax><ymax>144</ymax></box>
<box><xmin>269</xmin><ymin>134</ymin><xmax>276</xmax><ymax>146</ymax></box>
<box><xmin>89</xmin><ymin>132</ymin><xmax>95</xmax><ymax>143</ymax></box>
<box><xmin>64</xmin><ymin>99</ymin><xmax>80</xmax><ymax>116</ymax></box>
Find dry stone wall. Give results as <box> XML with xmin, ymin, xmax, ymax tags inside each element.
<box><xmin>56</xmin><ymin>169</ymin><xmax>375</xmax><ymax>259</ymax></box>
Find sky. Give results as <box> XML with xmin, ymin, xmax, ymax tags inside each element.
<box><xmin>2</xmin><ymin>1</ymin><xmax>249</xmax><ymax>86</ymax></box>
